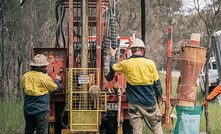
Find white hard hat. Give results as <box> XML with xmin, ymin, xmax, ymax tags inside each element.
<box><xmin>30</xmin><ymin>54</ymin><xmax>49</xmax><ymax>66</ymax></box>
<box><xmin>130</xmin><ymin>38</ymin><xmax>145</xmax><ymax>48</ymax></box>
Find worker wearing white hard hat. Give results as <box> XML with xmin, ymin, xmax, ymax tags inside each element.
<box><xmin>106</xmin><ymin>38</ymin><xmax>163</xmax><ymax>134</ymax></box>
<box><xmin>21</xmin><ymin>54</ymin><xmax>59</xmax><ymax>134</ymax></box>
<box><xmin>130</xmin><ymin>38</ymin><xmax>146</xmax><ymax>48</ymax></box>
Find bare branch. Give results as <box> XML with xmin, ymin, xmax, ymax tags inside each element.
<box><xmin>0</xmin><ymin>0</ymin><xmax>6</xmax><ymax>11</ymax></box>
<box><xmin>20</xmin><ymin>0</ymin><xmax>25</xmax><ymax>6</ymax></box>
<box><xmin>194</xmin><ymin>0</ymin><xmax>209</xmax><ymax>34</ymax></box>
<box><xmin>214</xmin><ymin>0</ymin><xmax>221</xmax><ymax>15</ymax></box>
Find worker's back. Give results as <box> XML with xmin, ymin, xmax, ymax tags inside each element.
<box><xmin>121</xmin><ymin>56</ymin><xmax>159</xmax><ymax>85</ymax></box>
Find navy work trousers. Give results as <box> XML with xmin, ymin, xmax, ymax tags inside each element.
<box><xmin>24</xmin><ymin>111</ymin><xmax>49</xmax><ymax>134</ymax></box>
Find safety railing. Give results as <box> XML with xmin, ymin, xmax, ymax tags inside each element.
<box><xmin>66</xmin><ymin>68</ymin><xmax>106</xmax><ymax>132</ymax></box>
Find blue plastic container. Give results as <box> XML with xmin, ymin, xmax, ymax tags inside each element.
<box><xmin>174</xmin><ymin>106</ymin><xmax>203</xmax><ymax>134</ymax></box>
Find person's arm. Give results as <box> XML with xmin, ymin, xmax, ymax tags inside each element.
<box><xmin>207</xmin><ymin>84</ymin><xmax>221</xmax><ymax>100</ymax></box>
<box><xmin>43</xmin><ymin>75</ymin><xmax>58</xmax><ymax>92</ymax></box>
<box><xmin>202</xmin><ymin>84</ymin><xmax>221</xmax><ymax>106</ymax></box>
<box><xmin>105</xmin><ymin>47</ymin><xmax>127</xmax><ymax>81</ymax></box>
<box><xmin>154</xmin><ymin>79</ymin><xmax>163</xmax><ymax>97</ymax></box>
<box><xmin>152</xmin><ymin>61</ymin><xmax>163</xmax><ymax>98</ymax></box>
<box><xmin>105</xmin><ymin>56</ymin><xmax>116</xmax><ymax>81</ymax></box>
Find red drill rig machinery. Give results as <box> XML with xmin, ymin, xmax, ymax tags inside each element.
<box><xmin>33</xmin><ymin>0</ymin><xmax>132</xmax><ymax>133</ymax></box>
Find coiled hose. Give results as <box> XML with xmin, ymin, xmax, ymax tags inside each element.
<box><xmin>103</xmin><ymin>37</ymin><xmax>110</xmax><ymax>76</ymax></box>
<box><xmin>110</xmin><ymin>15</ymin><xmax>120</xmax><ymax>60</ymax></box>
<box><xmin>103</xmin><ymin>1</ymin><xmax>119</xmax><ymax>78</ymax></box>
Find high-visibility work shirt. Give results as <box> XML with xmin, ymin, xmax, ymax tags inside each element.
<box><xmin>21</xmin><ymin>71</ymin><xmax>57</xmax><ymax>116</ymax></box>
<box><xmin>21</xmin><ymin>71</ymin><xmax>57</xmax><ymax>96</ymax></box>
<box><xmin>111</xmin><ymin>55</ymin><xmax>162</xmax><ymax>106</ymax></box>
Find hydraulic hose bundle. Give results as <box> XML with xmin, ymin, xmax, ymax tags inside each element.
<box><xmin>110</xmin><ymin>15</ymin><xmax>117</xmax><ymax>49</ymax></box>
<box><xmin>55</xmin><ymin>0</ymin><xmax>66</xmax><ymax>48</ymax></box>
<box><xmin>103</xmin><ymin>37</ymin><xmax>111</xmax><ymax>76</ymax></box>
<box><xmin>103</xmin><ymin>0</ymin><xmax>119</xmax><ymax>77</ymax></box>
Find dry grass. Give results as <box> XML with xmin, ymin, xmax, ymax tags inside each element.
<box><xmin>0</xmin><ymin>98</ymin><xmax>24</xmax><ymax>134</ymax></box>
<box><xmin>0</xmin><ymin>73</ymin><xmax>220</xmax><ymax>134</ymax></box>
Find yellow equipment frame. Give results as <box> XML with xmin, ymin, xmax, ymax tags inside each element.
<box><xmin>66</xmin><ymin>68</ymin><xmax>106</xmax><ymax>133</ymax></box>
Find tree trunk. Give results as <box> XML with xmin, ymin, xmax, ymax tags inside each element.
<box><xmin>204</xmin><ymin>36</ymin><xmax>212</xmax><ymax>134</ymax></box>
<box><xmin>17</xmin><ymin>58</ymin><xmax>23</xmax><ymax>101</ymax></box>
<box><xmin>0</xmin><ymin>7</ymin><xmax>5</xmax><ymax>98</ymax></box>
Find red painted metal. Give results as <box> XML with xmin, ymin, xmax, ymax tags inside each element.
<box><xmin>120</xmin><ymin>37</ymin><xmax>132</xmax><ymax>61</ymax></box>
<box><xmin>36</xmin><ymin>0</ymin><xmax>131</xmax><ymax>132</ymax></box>
<box><xmin>33</xmin><ymin>48</ymin><xmax>67</xmax><ymax>125</ymax></box>
<box><xmin>96</xmin><ymin>0</ymin><xmax>102</xmax><ymax>72</ymax></box>
<box><xmin>167</xmin><ymin>26</ymin><xmax>172</xmax><ymax>57</ymax></box>
<box><xmin>190</xmin><ymin>40</ymin><xmax>200</xmax><ymax>46</ymax></box>
<box><xmin>33</xmin><ymin>48</ymin><xmax>67</xmax><ymax>92</ymax></box>
<box><xmin>107</xmin><ymin>95</ymin><xmax>127</xmax><ymax>102</ymax></box>
<box><xmin>165</xmin><ymin>26</ymin><xmax>172</xmax><ymax>124</ymax></box>
<box><xmin>68</xmin><ymin>0</ymin><xmax>73</xmax><ymax>68</ymax></box>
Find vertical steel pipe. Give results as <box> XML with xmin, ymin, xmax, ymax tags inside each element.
<box><xmin>96</xmin><ymin>0</ymin><xmax>102</xmax><ymax>73</ymax></box>
<box><xmin>165</xmin><ymin>26</ymin><xmax>172</xmax><ymax>124</ymax></box>
<box><xmin>81</xmin><ymin>0</ymin><xmax>89</xmax><ymax>109</ymax></box>
<box><xmin>68</xmin><ymin>0</ymin><xmax>74</xmax><ymax>68</ymax></box>
<box><xmin>81</xmin><ymin>0</ymin><xmax>89</xmax><ymax>68</ymax></box>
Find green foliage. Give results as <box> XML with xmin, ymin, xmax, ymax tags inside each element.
<box><xmin>196</xmin><ymin>88</ymin><xmax>221</xmax><ymax>133</ymax></box>
<box><xmin>159</xmin><ymin>72</ymin><xmax>178</xmax><ymax>97</ymax></box>
<box><xmin>200</xmin><ymin>103</ymin><xmax>221</xmax><ymax>133</ymax></box>
<box><xmin>0</xmin><ymin>99</ymin><xmax>24</xmax><ymax>134</ymax></box>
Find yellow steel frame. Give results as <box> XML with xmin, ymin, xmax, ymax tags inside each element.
<box><xmin>66</xmin><ymin>68</ymin><xmax>106</xmax><ymax>132</ymax></box>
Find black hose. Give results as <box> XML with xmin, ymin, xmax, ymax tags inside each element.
<box><xmin>110</xmin><ymin>16</ymin><xmax>117</xmax><ymax>49</ymax></box>
<box><xmin>60</xmin><ymin>6</ymin><xmax>66</xmax><ymax>48</ymax></box>
<box><xmin>55</xmin><ymin>1</ymin><xmax>61</xmax><ymax>47</ymax></box>
<box><xmin>103</xmin><ymin>37</ymin><xmax>110</xmax><ymax>75</ymax></box>
<box><xmin>55</xmin><ymin>0</ymin><xmax>60</xmax><ymax>23</ymax></box>
<box><xmin>55</xmin><ymin>0</ymin><xmax>66</xmax><ymax>48</ymax></box>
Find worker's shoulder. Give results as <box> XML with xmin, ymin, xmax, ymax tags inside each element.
<box><xmin>145</xmin><ymin>58</ymin><xmax>155</xmax><ymax>64</ymax></box>
<box><xmin>127</xmin><ymin>56</ymin><xmax>154</xmax><ymax>63</ymax></box>
<box><xmin>138</xmin><ymin>57</ymin><xmax>155</xmax><ymax>64</ymax></box>
<box><xmin>23</xmin><ymin>71</ymin><xmax>49</xmax><ymax>78</ymax></box>
<box><xmin>22</xmin><ymin>71</ymin><xmax>35</xmax><ymax>77</ymax></box>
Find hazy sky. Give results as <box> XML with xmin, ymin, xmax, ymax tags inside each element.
<box><xmin>181</xmin><ymin>0</ymin><xmax>210</xmax><ymax>13</ymax></box>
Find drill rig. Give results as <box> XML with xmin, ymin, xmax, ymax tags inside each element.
<box><xmin>33</xmin><ymin>0</ymin><xmax>132</xmax><ymax>133</ymax></box>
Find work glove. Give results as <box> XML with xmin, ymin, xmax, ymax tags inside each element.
<box><xmin>56</xmin><ymin>75</ymin><xmax>62</xmax><ymax>81</ymax></box>
<box><xmin>202</xmin><ymin>99</ymin><xmax>209</xmax><ymax>107</ymax></box>
<box><xmin>55</xmin><ymin>75</ymin><xmax>62</xmax><ymax>93</ymax></box>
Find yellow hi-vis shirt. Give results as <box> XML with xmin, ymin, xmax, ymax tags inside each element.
<box><xmin>112</xmin><ymin>57</ymin><xmax>159</xmax><ymax>85</ymax></box>
<box><xmin>21</xmin><ymin>71</ymin><xmax>57</xmax><ymax>96</ymax></box>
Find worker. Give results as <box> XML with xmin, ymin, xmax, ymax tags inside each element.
<box><xmin>202</xmin><ymin>84</ymin><xmax>221</xmax><ymax>107</ymax></box>
<box><xmin>21</xmin><ymin>54</ymin><xmax>60</xmax><ymax>134</ymax></box>
<box><xmin>106</xmin><ymin>38</ymin><xmax>163</xmax><ymax>134</ymax></box>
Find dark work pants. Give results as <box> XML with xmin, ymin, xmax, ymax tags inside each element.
<box><xmin>24</xmin><ymin>111</ymin><xmax>49</xmax><ymax>134</ymax></box>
